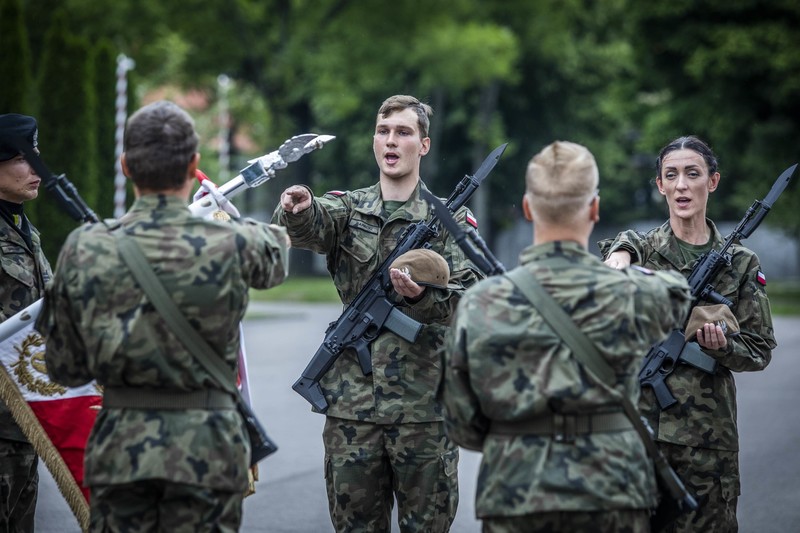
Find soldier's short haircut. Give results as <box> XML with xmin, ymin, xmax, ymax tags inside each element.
<box><xmin>377</xmin><ymin>95</ymin><xmax>433</xmax><ymax>138</ymax></box>
<box><xmin>656</xmin><ymin>135</ymin><xmax>719</xmax><ymax>179</ymax></box>
<box><xmin>525</xmin><ymin>141</ymin><xmax>599</xmax><ymax>224</ymax></box>
<box><xmin>124</xmin><ymin>100</ymin><xmax>199</xmax><ymax>191</ymax></box>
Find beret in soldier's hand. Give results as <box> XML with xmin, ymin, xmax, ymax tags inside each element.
<box><xmin>0</xmin><ymin>114</ymin><xmax>38</xmax><ymax>161</ymax></box>
<box><xmin>684</xmin><ymin>304</ymin><xmax>740</xmax><ymax>341</ymax></box>
<box><xmin>389</xmin><ymin>249</ymin><xmax>450</xmax><ymax>289</ymax></box>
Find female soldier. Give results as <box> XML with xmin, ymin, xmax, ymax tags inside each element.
<box><xmin>600</xmin><ymin>135</ymin><xmax>776</xmax><ymax>532</ymax></box>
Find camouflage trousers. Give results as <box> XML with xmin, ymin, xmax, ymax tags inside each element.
<box><xmin>89</xmin><ymin>480</ymin><xmax>243</xmax><ymax>533</ymax></box>
<box><xmin>482</xmin><ymin>510</ymin><xmax>651</xmax><ymax>533</ymax></box>
<box><xmin>323</xmin><ymin>417</ymin><xmax>459</xmax><ymax>533</ymax></box>
<box><xmin>0</xmin><ymin>439</ymin><xmax>38</xmax><ymax>533</ymax></box>
<box><xmin>658</xmin><ymin>442</ymin><xmax>739</xmax><ymax>533</ymax></box>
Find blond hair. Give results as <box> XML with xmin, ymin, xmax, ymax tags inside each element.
<box><xmin>525</xmin><ymin>141</ymin><xmax>598</xmax><ymax>224</ymax></box>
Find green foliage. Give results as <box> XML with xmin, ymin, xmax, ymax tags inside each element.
<box><xmin>767</xmin><ymin>280</ymin><xmax>800</xmax><ymax>316</ymax></box>
<box><xmin>0</xmin><ymin>0</ymin><xmax>32</xmax><ymax>113</ymax></box>
<box><xmin>3</xmin><ymin>0</ymin><xmax>799</xmax><ymax>266</ymax></box>
<box><xmin>250</xmin><ymin>276</ymin><xmax>339</xmax><ymax>303</ymax></box>
<box><xmin>92</xmin><ymin>40</ymin><xmax>118</xmax><ymax>219</ymax></box>
<box><xmin>31</xmin><ymin>9</ymin><xmax>98</xmax><ymax>258</ymax></box>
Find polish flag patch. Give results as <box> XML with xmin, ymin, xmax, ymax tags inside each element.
<box><xmin>756</xmin><ymin>271</ymin><xmax>767</xmax><ymax>286</ymax></box>
<box><xmin>326</xmin><ymin>190</ymin><xmax>346</xmax><ymax>197</ymax></box>
<box><xmin>465</xmin><ymin>213</ymin><xmax>478</xmax><ymax>229</ymax></box>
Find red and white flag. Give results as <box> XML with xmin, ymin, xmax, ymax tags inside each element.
<box><xmin>0</xmin><ymin>301</ymin><xmax>98</xmax><ymax>529</ymax></box>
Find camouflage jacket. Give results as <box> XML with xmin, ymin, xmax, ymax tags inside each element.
<box><xmin>440</xmin><ymin>241</ymin><xmax>692</xmax><ymax>515</ymax></box>
<box><xmin>598</xmin><ymin>220</ymin><xmax>776</xmax><ymax>451</ymax></box>
<box><xmin>272</xmin><ymin>180</ymin><xmax>483</xmax><ymax>424</ymax></box>
<box><xmin>0</xmin><ymin>213</ymin><xmax>51</xmax><ymax>441</ymax></box>
<box><xmin>37</xmin><ymin>194</ymin><xmax>289</xmax><ymax>491</ymax></box>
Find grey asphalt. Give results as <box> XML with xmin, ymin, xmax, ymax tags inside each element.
<box><xmin>34</xmin><ymin>305</ymin><xmax>800</xmax><ymax>532</ymax></box>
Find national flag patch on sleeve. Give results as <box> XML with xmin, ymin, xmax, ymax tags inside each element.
<box><xmin>465</xmin><ymin>213</ymin><xmax>478</xmax><ymax>229</ymax></box>
<box><xmin>756</xmin><ymin>271</ymin><xmax>767</xmax><ymax>286</ymax></box>
<box><xmin>325</xmin><ymin>190</ymin><xmax>346</xmax><ymax>197</ymax></box>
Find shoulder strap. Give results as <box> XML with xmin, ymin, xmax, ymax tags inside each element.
<box><xmin>108</xmin><ymin>224</ymin><xmax>236</xmax><ymax>396</ymax></box>
<box><xmin>505</xmin><ymin>267</ymin><xmax>615</xmax><ymax>384</ymax></box>
<box><xmin>504</xmin><ymin>267</ymin><xmax>691</xmax><ymax>501</ymax></box>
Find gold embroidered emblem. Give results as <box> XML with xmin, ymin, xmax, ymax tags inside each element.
<box><xmin>212</xmin><ymin>209</ymin><xmax>231</xmax><ymax>222</ymax></box>
<box><xmin>11</xmin><ymin>333</ymin><xmax>67</xmax><ymax>396</ymax></box>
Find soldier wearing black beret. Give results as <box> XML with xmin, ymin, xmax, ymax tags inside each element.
<box><xmin>0</xmin><ymin>113</ymin><xmax>51</xmax><ymax>531</ymax></box>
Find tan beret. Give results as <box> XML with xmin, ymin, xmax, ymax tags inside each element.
<box><xmin>389</xmin><ymin>249</ymin><xmax>450</xmax><ymax>289</ymax></box>
<box><xmin>684</xmin><ymin>304</ymin><xmax>740</xmax><ymax>341</ymax></box>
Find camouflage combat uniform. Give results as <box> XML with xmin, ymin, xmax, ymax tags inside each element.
<box><xmin>600</xmin><ymin>220</ymin><xmax>776</xmax><ymax>533</ymax></box>
<box><xmin>36</xmin><ymin>195</ymin><xmax>289</xmax><ymax>532</ymax></box>
<box><xmin>440</xmin><ymin>241</ymin><xmax>693</xmax><ymax>533</ymax></box>
<box><xmin>272</xmin><ymin>181</ymin><xmax>483</xmax><ymax>533</ymax></box>
<box><xmin>0</xmin><ymin>206</ymin><xmax>51</xmax><ymax>532</ymax></box>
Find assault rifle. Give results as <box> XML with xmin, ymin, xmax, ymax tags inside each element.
<box><xmin>292</xmin><ymin>143</ymin><xmax>508</xmax><ymax>412</ymax></box>
<box><xmin>639</xmin><ymin>163</ymin><xmax>797</xmax><ymax>410</ymax></box>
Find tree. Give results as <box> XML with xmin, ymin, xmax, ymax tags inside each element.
<box><xmin>31</xmin><ymin>10</ymin><xmax>98</xmax><ymax>257</ymax></box>
<box><xmin>0</xmin><ymin>0</ymin><xmax>33</xmax><ymax>113</ymax></box>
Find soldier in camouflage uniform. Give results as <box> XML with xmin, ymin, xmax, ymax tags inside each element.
<box><xmin>439</xmin><ymin>141</ymin><xmax>693</xmax><ymax>533</ymax></box>
<box><xmin>272</xmin><ymin>95</ymin><xmax>483</xmax><ymax>532</ymax></box>
<box><xmin>600</xmin><ymin>135</ymin><xmax>776</xmax><ymax>532</ymax></box>
<box><xmin>35</xmin><ymin>101</ymin><xmax>290</xmax><ymax>532</ymax></box>
<box><xmin>0</xmin><ymin>113</ymin><xmax>51</xmax><ymax>532</ymax></box>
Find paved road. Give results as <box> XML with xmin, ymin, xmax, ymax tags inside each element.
<box><xmin>35</xmin><ymin>306</ymin><xmax>800</xmax><ymax>532</ymax></box>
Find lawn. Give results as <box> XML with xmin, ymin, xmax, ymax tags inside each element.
<box><xmin>251</xmin><ymin>276</ymin><xmax>800</xmax><ymax>317</ymax></box>
<box><xmin>250</xmin><ymin>276</ymin><xmax>339</xmax><ymax>303</ymax></box>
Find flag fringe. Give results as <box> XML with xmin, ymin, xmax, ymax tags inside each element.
<box><xmin>0</xmin><ymin>363</ymin><xmax>90</xmax><ymax>532</ymax></box>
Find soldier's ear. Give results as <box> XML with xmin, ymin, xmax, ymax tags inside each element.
<box><xmin>589</xmin><ymin>195</ymin><xmax>600</xmax><ymax>223</ymax></box>
<box><xmin>120</xmin><ymin>153</ymin><xmax>131</xmax><ymax>179</ymax></box>
<box><xmin>522</xmin><ymin>194</ymin><xmax>533</xmax><ymax>222</ymax></box>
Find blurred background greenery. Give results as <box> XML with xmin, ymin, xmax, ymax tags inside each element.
<box><xmin>3</xmin><ymin>0</ymin><xmax>799</xmax><ymax>283</ymax></box>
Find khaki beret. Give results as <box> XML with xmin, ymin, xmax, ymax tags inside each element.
<box><xmin>389</xmin><ymin>249</ymin><xmax>450</xmax><ymax>289</ymax></box>
<box><xmin>684</xmin><ymin>304</ymin><xmax>740</xmax><ymax>341</ymax></box>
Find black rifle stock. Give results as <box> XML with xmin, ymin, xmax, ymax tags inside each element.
<box><xmin>639</xmin><ymin>163</ymin><xmax>797</xmax><ymax>409</ymax></box>
<box><xmin>292</xmin><ymin>143</ymin><xmax>508</xmax><ymax>412</ymax></box>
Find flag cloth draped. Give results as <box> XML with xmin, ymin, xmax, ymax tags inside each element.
<box><xmin>0</xmin><ymin>302</ymin><xmax>98</xmax><ymax>531</ymax></box>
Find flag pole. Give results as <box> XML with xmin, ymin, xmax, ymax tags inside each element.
<box><xmin>113</xmin><ymin>54</ymin><xmax>135</xmax><ymax>218</ymax></box>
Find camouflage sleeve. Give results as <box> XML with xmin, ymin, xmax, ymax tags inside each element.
<box><xmin>270</xmin><ymin>186</ymin><xmax>349</xmax><ymax>255</ymax></box>
<box><xmin>708</xmin><ymin>251</ymin><xmax>776</xmax><ymax>372</ymax></box>
<box><xmin>238</xmin><ymin>220</ymin><xmax>290</xmax><ymax>290</ymax></box>
<box><xmin>36</xmin><ymin>234</ymin><xmax>93</xmax><ymax>387</ymax></box>
<box><xmin>629</xmin><ymin>267</ymin><xmax>693</xmax><ymax>343</ymax></box>
<box><xmin>439</xmin><ymin>298</ymin><xmax>490</xmax><ymax>450</ymax></box>
<box><xmin>597</xmin><ymin>229</ymin><xmax>647</xmax><ymax>263</ymax></box>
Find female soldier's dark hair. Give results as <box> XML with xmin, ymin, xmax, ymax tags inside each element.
<box><xmin>656</xmin><ymin>135</ymin><xmax>719</xmax><ymax>178</ymax></box>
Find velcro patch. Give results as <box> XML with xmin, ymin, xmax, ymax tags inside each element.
<box><xmin>756</xmin><ymin>271</ymin><xmax>767</xmax><ymax>286</ymax></box>
<box><xmin>325</xmin><ymin>190</ymin><xmax>346</xmax><ymax>197</ymax></box>
<box><xmin>465</xmin><ymin>213</ymin><xmax>478</xmax><ymax>229</ymax></box>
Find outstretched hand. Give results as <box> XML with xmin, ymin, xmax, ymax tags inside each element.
<box><xmin>280</xmin><ymin>185</ymin><xmax>312</xmax><ymax>214</ymax></box>
<box><xmin>604</xmin><ymin>250</ymin><xmax>632</xmax><ymax>270</ymax></box>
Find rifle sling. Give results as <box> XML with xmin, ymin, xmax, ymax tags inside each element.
<box><xmin>504</xmin><ymin>266</ymin><xmax>686</xmax><ymax>498</ymax></box>
<box><xmin>108</xmin><ymin>224</ymin><xmax>237</xmax><ymax>397</ymax></box>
